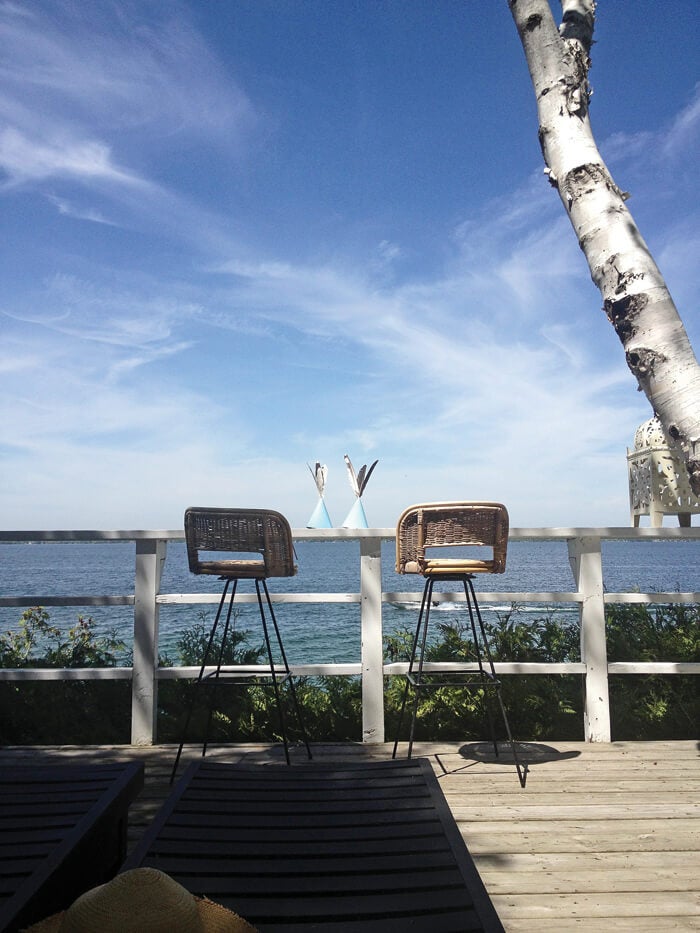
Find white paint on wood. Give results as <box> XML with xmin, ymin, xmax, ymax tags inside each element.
<box><xmin>131</xmin><ymin>538</ymin><xmax>166</xmax><ymax>745</ymax></box>
<box><xmin>568</xmin><ymin>536</ymin><xmax>610</xmax><ymax>741</ymax></box>
<box><xmin>360</xmin><ymin>536</ymin><xmax>384</xmax><ymax>743</ymax></box>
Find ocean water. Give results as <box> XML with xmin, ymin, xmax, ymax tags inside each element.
<box><xmin>1</xmin><ymin>538</ymin><xmax>698</xmax><ymax>664</ymax></box>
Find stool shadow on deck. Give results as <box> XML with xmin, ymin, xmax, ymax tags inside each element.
<box><xmin>448</xmin><ymin>741</ymin><xmax>581</xmax><ymax>776</ymax></box>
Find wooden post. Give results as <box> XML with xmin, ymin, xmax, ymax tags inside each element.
<box><xmin>360</xmin><ymin>535</ymin><xmax>384</xmax><ymax>743</ymax></box>
<box><xmin>567</xmin><ymin>535</ymin><xmax>611</xmax><ymax>741</ymax></box>
<box><xmin>131</xmin><ymin>538</ymin><xmax>166</xmax><ymax>745</ymax></box>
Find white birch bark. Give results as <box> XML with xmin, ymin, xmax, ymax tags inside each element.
<box><xmin>508</xmin><ymin>0</ymin><xmax>700</xmax><ymax>494</ymax></box>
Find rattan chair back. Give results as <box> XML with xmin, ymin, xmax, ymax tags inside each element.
<box><xmin>396</xmin><ymin>501</ymin><xmax>508</xmax><ymax>576</ymax></box>
<box><xmin>184</xmin><ymin>507</ymin><xmax>297</xmax><ymax>579</ymax></box>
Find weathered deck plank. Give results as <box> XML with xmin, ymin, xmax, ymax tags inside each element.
<box><xmin>1</xmin><ymin>741</ymin><xmax>698</xmax><ymax>931</ymax></box>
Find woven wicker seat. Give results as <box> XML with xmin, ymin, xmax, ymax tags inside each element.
<box><xmin>392</xmin><ymin>502</ymin><xmax>526</xmax><ymax>786</ymax></box>
<box><xmin>172</xmin><ymin>508</ymin><xmax>311</xmax><ymax>781</ymax></box>
<box><xmin>185</xmin><ymin>507</ymin><xmax>297</xmax><ymax>579</ymax></box>
<box><xmin>396</xmin><ymin>501</ymin><xmax>509</xmax><ymax>576</ymax></box>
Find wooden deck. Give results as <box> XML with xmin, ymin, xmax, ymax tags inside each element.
<box><xmin>1</xmin><ymin>741</ymin><xmax>698</xmax><ymax>931</ymax></box>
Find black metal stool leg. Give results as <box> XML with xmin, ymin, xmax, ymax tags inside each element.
<box><xmin>462</xmin><ymin>577</ymin><xmax>500</xmax><ymax>757</ymax></box>
<box><xmin>465</xmin><ymin>576</ymin><xmax>527</xmax><ymax>788</ymax></box>
<box><xmin>256</xmin><ymin>581</ymin><xmax>313</xmax><ymax>762</ymax></box>
<box><xmin>259</xmin><ymin>579</ymin><xmax>312</xmax><ymax>760</ymax></box>
<box><xmin>392</xmin><ymin>578</ymin><xmax>432</xmax><ymax>759</ymax></box>
<box><xmin>407</xmin><ymin>578</ymin><xmax>435</xmax><ymax>760</ymax></box>
<box><xmin>171</xmin><ymin>578</ymin><xmax>235</xmax><ymax>784</ymax></box>
<box><xmin>201</xmin><ymin>579</ymin><xmax>239</xmax><ymax>760</ymax></box>
<box><xmin>255</xmin><ymin>579</ymin><xmax>292</xmax><ymax>764</ymax></box>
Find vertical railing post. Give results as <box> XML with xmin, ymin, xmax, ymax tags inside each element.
<box><xmin>567</xmin><ymin>535</ymin><xmax>611</xmax><ymax>741</ymax></box>
<box><xmin>131</xmin><ymin>538</ymin><xmax>167</xmax><ymax>745</ymax></box>
<box><xmin>360</xmin><ymin>534</ymin><xmax>384</xmax><ymax>743</ymax></box>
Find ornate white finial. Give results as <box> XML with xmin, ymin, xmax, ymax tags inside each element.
<box><xmin>633</xmin><ymin>416</ymin><xmax>674</xmax><ymax>452</ymax></box>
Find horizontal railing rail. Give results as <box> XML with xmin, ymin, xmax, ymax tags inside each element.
<box><xmin>1</xmin><ymin>526</ymin><xmax>698</xmax><ymax>745</ymax></box>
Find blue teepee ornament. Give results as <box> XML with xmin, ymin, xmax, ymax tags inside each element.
<box><xmin>306</xmin><ymin>462</ymin><xmax>332</xmax><ymax>528</ymax></box>
<box><xmin>342</xmin><ymin>497</ymin><xmax>368</xmax><ymax>529</ymax></box>
<box><xmin>341</xmin><ymin>454</ymin><xmax>378</xmax><ymax>528</ymax></box>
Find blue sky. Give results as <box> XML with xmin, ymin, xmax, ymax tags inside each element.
<box><xmin>1</xmin><ymin>0</ymin><xmax>698</xmax><ymax>530</ymax></box>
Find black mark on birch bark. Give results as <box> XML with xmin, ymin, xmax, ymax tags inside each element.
<box><xmin>626</xmin><ymin>347</ymin><xmax>665</xmax><ymax>380</ymax></box>
<box><xmin>603</xmin><ymin>292</ymin><xmax>648</xmax><ymax>343</ymax></box>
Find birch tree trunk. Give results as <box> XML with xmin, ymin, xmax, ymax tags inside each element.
<box><xmin>508</xmin><ymin>0</ymin><xmax>700</xmax><ymax>494</ymax></box>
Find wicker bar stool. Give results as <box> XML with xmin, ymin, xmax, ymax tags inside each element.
<box><xmin>171</xmin><ymin>508</ymin><xmax>311</xmax><ymax>782</ymax></box>
<box><xmin>391</xmin><ymin>502</ymin><xmax>526</xmax><ymax>787</ymax></box>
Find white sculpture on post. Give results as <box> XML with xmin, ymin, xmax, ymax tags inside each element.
<box><xmin>306</xmin><ymin>462</ymin><xmax>332</xmax><ymax>528</ymax></box>
<box><xmin>341</xmin><ymin>455</ymin><xmax>378</xmax><ymax>529</ymax></box>
<box><xmin>627</xmin><ymin>417</ymin><xmax>700</xmax><ymax>527</ymax></box>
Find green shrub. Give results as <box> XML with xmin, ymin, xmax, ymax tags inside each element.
<box><xmin>385</xmin><ymin>609</ymin><xmax>583</xmax><ymax>743</ymax></box>
<box><xmin>1</xmin><ymin>602</ymin><xmax>697</xmax><ymax>744</ymax></box>
<box><xmin>0</xmin><ymin>607</ymin><xmax>130</xmax><ymax>743</ymax></box>
<box><xmin>606</xmin><ymin>602</ymin><xmax>699</xmax><ymax>739</ymax></box>
<box><xmin>0</xmin><ymin>606</ymin><xmax>125</xmax><ymax>668</ymax></box>
<box><xmin>157</xmin><ymin>618</ymin><xmax>279</xmax><ymax>744</ymax></box>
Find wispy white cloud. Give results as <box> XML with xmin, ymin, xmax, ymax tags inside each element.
<box><xmin>0</xmin><ymin>0</ymin><xmax>255</xmax><ymax>141</ymax></box>
<box><xmin>209</xmin><ymin>208</ymin><xmax>639</xmax><ymax>469</ymax></box>
<box><xmin>600</xmin><ymin>130</ymin><xmax>654</xmax><ymax>167</ymax></box>
<box><xmin>661</xmin><ymin>82</ymin><xmax>700</xmax><ymax>159</ymax></box>
<box><xmin>5</xmin><ymin>275</ymin><xmax>189</xmax><ymax>343</ymax></box>
<box><xmin>0</xmin><ymin>126</ymin><xmax>148</xmax><ymax>188</ymax></box>
<box><xmin>0</xmin><ymin>0</ymin><xmax>257</xmax><ymax>212</ymax></box>
<box><xmin>46</xmin><ymin>194</ymin><xmax>118</xmax><ymax>225</ymax></box>
<box><xmin>0</xmin><ymin>346</ymin><xmax>41</xmax><ymax>375</ymax></box>
<box><xmin>600</xmin><ymin>83</ymin><xmax>700</xmax><ymax>173</ymax></box>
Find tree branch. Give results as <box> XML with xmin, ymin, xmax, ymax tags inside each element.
<box><xmin>559</xmin><ymin>0</ymin><xmax>596</xmax><ymax>53</ymax></box>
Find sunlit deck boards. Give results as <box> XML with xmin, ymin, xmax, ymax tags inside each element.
<box><xmin>1</xmin><ymin>741</ymin><xmax>698</xmax><ymax>931</ymax></box>
<box><xmin>432</xmin><ymin>740</ymin><xmax>700</xmax><ymax>931</ymax></box>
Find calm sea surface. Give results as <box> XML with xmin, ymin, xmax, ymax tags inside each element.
<box><xmin>1</xmin><ymin>539</ymin><xmax>698</xmax><ymax>663</ymax></box>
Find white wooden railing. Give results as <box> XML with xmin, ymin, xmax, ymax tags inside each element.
<box><xmin>1</xmin><ymin>527</ymin><xmax>698</xmax><ymax>746</ymax></box>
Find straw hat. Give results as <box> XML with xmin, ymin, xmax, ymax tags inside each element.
<box><xmin>23</xmin><ymin>867</ymin><xmax>258</xmax><ymax>932</ymax></box>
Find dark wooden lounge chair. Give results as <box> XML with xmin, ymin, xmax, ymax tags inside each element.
<box><xmin>0</xmin><ymin>761</ymin><xmax>144</xmax><ymax>932</ymax></box>
<box><xmin>124</xmin><ymin>758</ymin><xmax>503</xmax><ymax>932</ymax></box>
